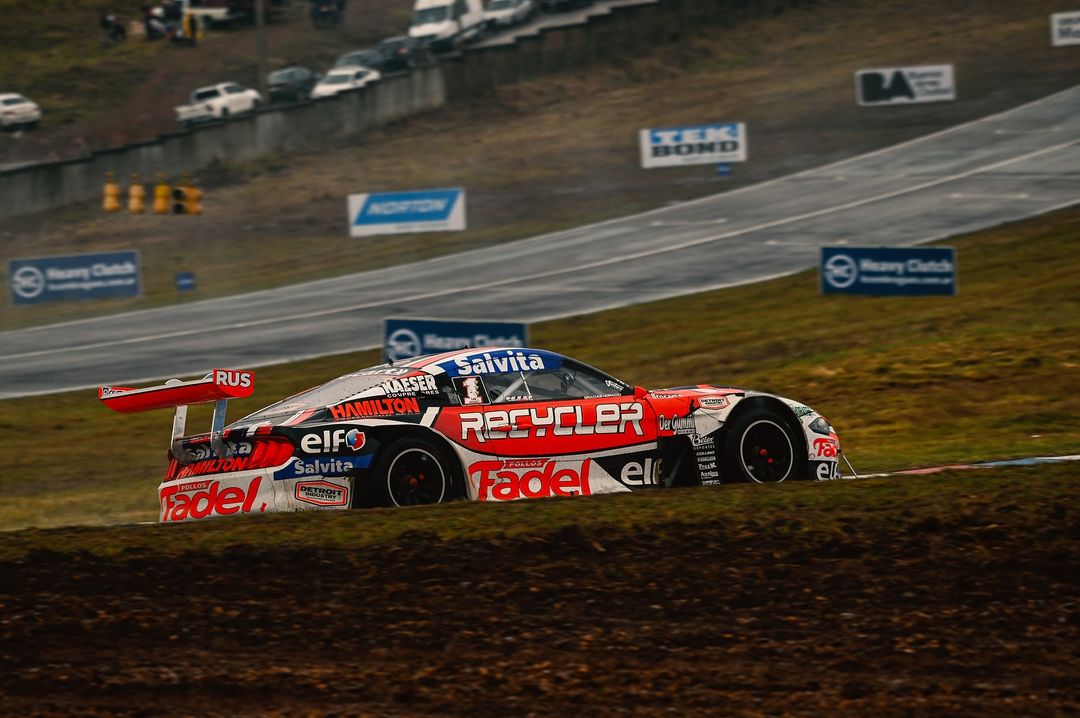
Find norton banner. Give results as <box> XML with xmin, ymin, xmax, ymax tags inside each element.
<box><xmin>348</xmin><ymin>188</ymin><xmax>466</xmax><ymax>238</ymax></box>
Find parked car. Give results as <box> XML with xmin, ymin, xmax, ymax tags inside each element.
<box><xmin>335</xmin><ymin>37</ymin><xmax>435</xmax><ymax>75</ymax></box>
<box><xmin>0</xmin><ymin>93</ymin><xmax>41</xmax><ymax>130</ymax></box>
<box><xmin>408</xmin><ymin>0</ymin><xmax>485</xmax><ymax>50</ymax></box>
<box><xmin>267</xmin><ymin>66</ymin><xmax>319</xmax><ymax>103</ymax></box>
<box><xmin>375</xmin><ymin>35</ymin><xmax>437</xmax><ymax>72</ymax></box>
<box><xmin>484</xmin><ymin>0</ymin><xmax>537</xmax><ymax>29</ymax></box>
<box><xmin>310</xmin><ymin>66</ymin><xmax>381</xmax><ymax>99</ymax></box>
<box><xmin>99</xmin><ymin>347</ymin><xmax>844</xmax><ymax>522</ymax></box>
<box><xmin>175</xmin><ymin>82</ymin><xmax>262</xmax><ymax>127</ymax></box>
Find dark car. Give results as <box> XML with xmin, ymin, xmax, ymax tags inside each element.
<box><xmin>267</xmin><ymin>66</ymin><xmax>319</xmax><ymax>102</ymax></box>
<box><xmin>540</xmin><ymin>0</ymin><xmax>593</xmax><ymax>11</ymax></box>
<box><xmin>375</xmin><ymin>35</ymin><xmax>436</xmax><ymax>73</ymax></box>
<box><xmin>333</xmin><ymin>36</ymin><xmax>436</xmax><ymax>75</ymax></box>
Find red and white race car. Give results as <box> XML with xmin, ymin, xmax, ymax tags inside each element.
<box><xmin>99</xmin><ymin>347</ymin><xmax>844</xmax><ymax>523</ymax></box>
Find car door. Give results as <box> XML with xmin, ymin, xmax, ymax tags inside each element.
<box><xmin>466</xmin><ymin>358</ymin><xmax>659</xmax><ymax>500</ymax></box>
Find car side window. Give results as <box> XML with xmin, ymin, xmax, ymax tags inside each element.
<box><xmin>225</xmin><ymin>85</ymin><xmax>243</xmax><ymax>94</ymax></box>
<box><xmin>488</xmin><ymin>361</ymin><xmax>630</xmax><ymax>403</ymax></box>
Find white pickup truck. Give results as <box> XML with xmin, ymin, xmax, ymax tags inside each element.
<box><xmin>175</xmin><ymin>83</ymin><xmax>262</xmax><ymax>127</ymax></box>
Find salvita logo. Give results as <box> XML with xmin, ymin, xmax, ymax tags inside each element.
<box><xmin>274</xmin><ymin>454</ymin><xmax>372</xmax><ymax>480</ymax></box>
<box><xmin>856</xmin><ymin>65</ymin><xmax>956</xmax><ymax>106</ymax></box>
<box><xmin>449</xmin><ymin>350</ymin><xmax>547</xmax><ymax>377</ymax></box>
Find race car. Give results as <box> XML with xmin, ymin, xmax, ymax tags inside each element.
<box><xmin>99</xmin><ymin>347</ymin><xmax>844</xmax><ymax>523</ymax></box>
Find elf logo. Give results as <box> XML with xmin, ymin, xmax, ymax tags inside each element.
<box><xmin>213</xmin><ymin>369</ymin><xmax>253</xmax><ymax>388</ymax></box>
<box><xmin>301</xmin><ymin>428</ymin><xmax>366</xmax><ymax>454</ymax></box>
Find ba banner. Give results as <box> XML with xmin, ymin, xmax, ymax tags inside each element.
<box><xmin>385</xmin><ymin>318</ymin><xmax>528</xmax><ymax>361</ymax></box>
<box><xmin>639</xmin><ymin>123</ymin><xmax>747</xmax><ymax>168</ymax></box>
<box><xmin>1051</xmin><ymin>11</ymin><xmax>1080</xmax><ymax>46</ymax></box>
<box><xmin>820</xmin><ymin>246</ymin><xmax>957</xmax><ymax>296</ymax></box>
<box><xmin>855</xmin><ymin>65</ymin><xmax>956</xmax><ymax>106</ymax></box>
<box><xmin>8</xmin><ymin>250</ymin><xmax>141</xmax><ymax>306</ymax></box>
<box><xmin>348</xmin><ymin>188</ymin><xmax>465</xmax><ymax>238</ymax></box>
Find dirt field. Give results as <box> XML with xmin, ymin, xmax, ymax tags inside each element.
<box><xmin>2</xmin><ymin>468</ymin><xmax>1077</xmax><ymax>717</ymax></box>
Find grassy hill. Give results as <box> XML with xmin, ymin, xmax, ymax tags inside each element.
<box><xmin>0</xmin><ymin>205</ymin><xmax>1076</xmax><ymax>530</ymax></box>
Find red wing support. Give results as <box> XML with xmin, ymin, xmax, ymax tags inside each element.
<box><xmin>99</xmin><ymin>369</ymin><xmax>255</xmax><ymax>463</ymax></box>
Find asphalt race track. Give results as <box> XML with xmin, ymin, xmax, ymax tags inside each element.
<box><xmin>1</xmin><ymin>85</ymin><xmax>1077</xmax><ymax>398</ymax></box>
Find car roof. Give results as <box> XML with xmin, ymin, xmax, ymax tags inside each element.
<box><xmin>0</xmin><ymin>93</ymin><xmax>28</xmax><ymax>101</ymax></box>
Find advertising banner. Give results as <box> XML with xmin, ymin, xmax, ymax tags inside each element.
<box><xmin>348</xmin><ymin>188</ymin><xmax>465</xmax><ymax>238</ymax></box>
<box><xmin>8</xmin><ymin>250</ymin><xmax>141</xmax><ymax>306</ymax></box>
<box><xmin>1051</xmin><ymin>11</ymin><xmax>1080</xmax><ymax>46</ymax></box>
<box><xmin>820</xmin><ymin>246</ymin><xmax>957</xmax><ymax>296</ymax></box>
<box><xmin>639</xmin><ymin>123</ymin><xmax>747</xmax><ymax>168</ymax></box>
<box><xmin>384</xmin><ymin>317</ymin><xmax>528</xmax><ymax>361</ymax></box>
<box><xmin>855</xmin><ymin>65</ymin><xmax>956</xmax><ymax>106</ymax></box>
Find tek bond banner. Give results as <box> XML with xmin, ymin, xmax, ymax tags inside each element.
<box><xmin>8</xmin><ymin>250</ymin><xmax>141</xmax><ymax>306</ymax></box>
<box><xmin>348</xmin><ymin>188</ymin><xmax>465</xmax><ymax>238</ymax></box>
<box><xmin>855</xmin><ymin>65</ymin><xmax>956</xmax><ymax>106</ymax></box>
<box><xmin>639</xmin><ymin>123</ymin><xmax>747</xmax><ymax>168</ymax></box>
<box><xmin>385</xmin><ymin>317</ymin><xmax>528</xmax><ymax>361</ymax></box>
<box><xmin>820</xmin><ymin>246</ymin><xmax>957</xmax><ymax>297</ymax></box>
<box><xmin>1051</xmin><ymin>11</ymin><xmax>1080</xmax><ymax>46</ymax></box>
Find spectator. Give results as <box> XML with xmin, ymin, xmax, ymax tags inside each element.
<box><xmin>99</xmin><ymin>9</ymin><xmax>127</xmax><ymax>46</ymax></box>
<box><xmin>142</xmin><ymin>4</ymin><xmax>166</xmax><ymax>40</ymax></box>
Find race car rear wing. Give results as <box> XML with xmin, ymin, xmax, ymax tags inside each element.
<box><xmin>99</xmin><ymin>369</ymin><xmax>255</xmax><ymax>463</ymax></box>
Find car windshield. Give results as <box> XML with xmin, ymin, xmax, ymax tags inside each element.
<box><xmin>235</xmin><ymin>369</ymin><xmax>416</xmax><ymax>424</ymax></box>
<box><xmin>488</xmin><ymin>0</ymin><xmax>514</xmax><ymax>9</ymax></box>
<box><xmin>413</xmin><ymin>6</ymin><xmax>448</xmax><ymax>24</ymax></box>
<box><xmin>268</xmin><ymin>70</ymin><xmax>295</xmax><ymax>82</ymax></box>
<box><xmin>324</xmin><ymin>74</ymin><xmax>351</xmax><ymax>84</ymax></box>
<box><xmin>2</xmin><ymin>96</ymin><xmax>26</xmax><ymax>106</ymax></box>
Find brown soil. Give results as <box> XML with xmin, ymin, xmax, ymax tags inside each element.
<box><xmin>2</xmin><ymin>499</ymin><xmax>1077</xmax><ymax>716</ymax></box>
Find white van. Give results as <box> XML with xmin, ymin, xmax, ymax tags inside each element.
<box><xmin>408</xmin><ymin>0</ymin><xmax>485</xmax><ymax>50</ymax></box>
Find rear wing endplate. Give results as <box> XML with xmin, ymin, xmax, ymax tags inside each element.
<box><xmin>99</xmin><ymin>369</ymin><xmax>255</xmax><ymax>463</ymax></box>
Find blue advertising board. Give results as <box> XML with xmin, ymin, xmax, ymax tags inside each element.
<box><xmin>8</xmin><ymin>250</ymin><xmax>141</xmax><ymax>306</ymax></box>
<box><xmin>820</xmin><ymin>246</ymin><xmax>956</xmax><ymax>296</ymax></box>
<box><xmin>348</xmin><ymin>188</ymin><xmax>466</xmax><ymax>238</ymax></box>
<box><xmin>384</xmin><ymin>317</ymin><xmax>529</xmax><ymax>361</ymax></box>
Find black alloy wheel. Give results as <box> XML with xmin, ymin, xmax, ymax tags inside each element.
<box><xmin>724</xmin><ymin>408</ymin><xmax>804</xmax><ymax>483</ymax></box>
<box><xmin>382</xmin><ymin>439</ymin><xmax>456</xmax><ymax>507</ymax></box>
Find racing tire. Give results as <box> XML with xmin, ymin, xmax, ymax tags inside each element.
<box><xmin>379</xmin><ymin>437</ymin><xmax>463</xmax><ymax>508</ymax></box>
<box><xmin>723</xmin><ymin>407</ymin><xmax>806</xmax><ymax>484</ymax></box>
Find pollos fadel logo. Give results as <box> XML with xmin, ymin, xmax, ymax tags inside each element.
<box><xmin>471</xmin><ymin>459</ymin><xmax>593</xmax><ymax>501</ymax></box>
<box><xmin>213</xmin><ymin>369</ymin><xmax>253</xmax><ymax>388</ymax></box>
<box><xmin>160</xmin><ymin>476</ymin><xmax>265</xmax><ymax>522</ymax></box>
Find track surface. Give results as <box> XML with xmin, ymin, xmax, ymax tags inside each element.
<box><xmin>1</xmin><ymin>86</ymin><xmax>1078</xmax><ymax>397</ymax></box>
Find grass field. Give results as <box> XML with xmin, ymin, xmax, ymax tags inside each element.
<box><xmin>1</xmin><ymin>205</ymin><xmax>1077</xmax><ymax>531</ymax></box>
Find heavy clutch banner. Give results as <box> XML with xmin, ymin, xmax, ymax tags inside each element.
<box><xmin>639</xmin><ymin>123</ymin><xmax>747</xmax><ymax>169</ymax></box>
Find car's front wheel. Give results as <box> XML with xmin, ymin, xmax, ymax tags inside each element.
<box><xmin>380</xmin><ymin>438</ymin><xmax>461</xmax><ymax>507</ymax></box>
<box><xmin>723</xmin><ymin>407</ymin><xmax>805</xmax><ymax>483</ymax></box>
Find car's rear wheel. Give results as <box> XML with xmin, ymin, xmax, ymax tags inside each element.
<box><xmin>381</xmin><ymin>438</ymin><xmax>461</xmax><ymax>507</ymax></box>
<box><xmin>723</xmin><ymin>407</ymin><xmax>805</xmax><ymax>483</ymax></box>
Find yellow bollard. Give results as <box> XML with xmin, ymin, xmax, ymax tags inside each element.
<box><xmin>128</xmin><ymin>173</ymin><xmax>146</xmax><ymax>214</ymax></box>
<box><xmin>103</xmin><ymin>172</ymin><xmax>121</xmax><ymax>212</ymax></box>
<box><xmin>184</xmin><ymin>184</ymin><xmax>203</xmax><ymax>215</ymax></box>
<box><xmin>153</xmin><ymin>175</ymin><xmax>171</xmax><ymax>214</ymax></box>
